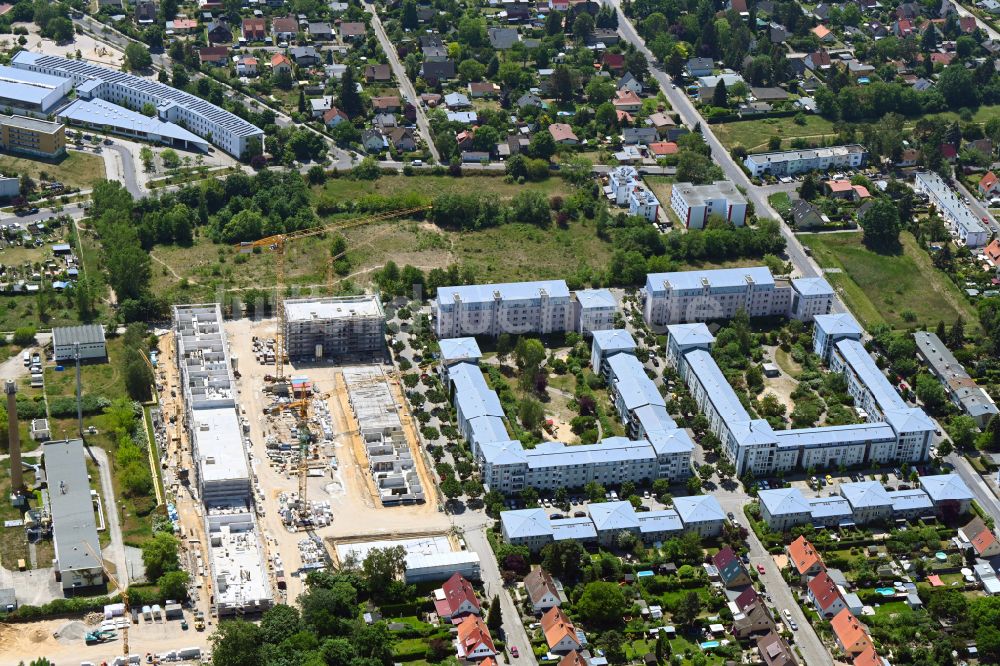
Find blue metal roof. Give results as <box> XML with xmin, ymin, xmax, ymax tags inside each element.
<box><xmin>774</xmin><ymin>422</ymin><xmax>896</xmax><ymax>449</ymax></box>
<box><xmin>791</xmin><ymin>276</ymin><xmax>834</xmax><ymax>297</ymax></box>
<box><xmin>436</xmin><ymin>279</ymin><xmax>570</xmax><ymax>306</ymax></box>
<box><xmin>645</xmin><ymin>266</ymin><xmax>775</xmax><ymax>296</ymax></box>
<box><xmin>667</xmin><ymin>323</ymin><xmax>715</xmax><ymax>347</ymax></box>
<box><xmin>524</xmin><ymin>438</ymin><xmax>657</xmax><ymax>469</ymax></box>
<box><xmin>449</xmin><ymin>363</ymin><xmax>504</xmax><ymax>421</ymax></box>
<box><xmin>439</xmin><ymin>337</ymin><xmax>482</xmax><ymax>362</ymax></box>
<box><xmin>501</xmin><ymin>508</ymin><xmax>552</xmax><ymax>539</ymax></box>
<box><xmin>919</xmin><ymin>474</ymin><xmax>974</xmax><ymax>503</ymax></box>
<box><xmin>887</xmin><ymin>489</ymin><xmax>933</xmax><ymax>513</ymax></box>
<box><xmin>589</xmin><ymin>501</ymin><xmax>640</xmax><ymax>531</ymax></box>
<box><xmin>575</xmin><ymin>288</ymin><xmax>617</xmax><ymax>310</ymax></box>
<box><xmin>645</xmin><ymin>428</ymin><xmax>693</xmax><ymax>455</ymax></box>
<box><xmin>758</xmin><ymin>488</ymin><xmax>810</xmax><ymax>516</ymax></box>
<box><xmin>814</xmin><ymin>312</ymin><xmax>862</xmax><ymax>338</ymax></box>
<box><xmin>592</xmin><ymin>329</ymin><xmax>636</xmax><ymax>354</ymax></box>
<box><xmin>683</xmin><ymin>349</ymin><xmax>751</xmax><ymax>426</ymax></box>
<box><xmin>59</xmin><ymin>98</ymin><xmax>210</xmax><ymax>148</ymax></box>
<box><xmin>834</xmin><ymin>339</ymin><xmax>907</xmax><ymax>413</ymax></box>
<box><xmin>638</xmin><ymin>509</ymin><xmax>683</xmax><ymax>534</ymax></box>
<box><xmin>674</xmin><ymin>495</ymin><xmax>725</xmax><ymax>524</ymax></box>
<box><xmin>478</xmin><ymin>439</ymin><xmax>528</xmax><ymax>465</ymax></box>
<box><xmin>808</xmin><ymin>496</ymin><xmax>852</xmax><ymax>519</ymax></box>
<box><xmin>468</xmin><ymin>415</ymin><xmax>509</xmax><ymax>449</ymax></box>
<box><xmin>551</xmin><ymin>517</ymin><xmax>597</xmax><ymax>540</ymax></box>
<box><xmin>839</xmin><ymin>481</ymin><xmax>892</xmax><ymax>509</ymax></box>
<box><xmin>607</xmin><ymin>354</ymin><xmax>665</xmax><ymax>411</ymax></box>
<box><xmin>883</xmin><ymin>407</ymin><xmax>936</xmax><ymax>434</ymax></box>
<box><xmin>634</xmin><ymin>404</ymin><xmax>678</xmax><ymax>436</ymax></box>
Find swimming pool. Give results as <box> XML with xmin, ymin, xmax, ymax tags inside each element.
<box><xmin>700</xmin><ymin>641</ymin><xmax>720</xmax><ymax>649</ymax></box>
<box><xmin>935</xmin><ymin>551</ymin><xmax>948</xmax><ymax>561</ymax></box>
<box><xmin>876</xmin><ymin>587</ymin><xmax>896</xmax><ymax>596</ymax></box>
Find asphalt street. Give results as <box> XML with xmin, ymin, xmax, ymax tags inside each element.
<box><xmin>364</xmin><ymin>1</ymin><xmax>442</xmax><ymax>165</ymax></box>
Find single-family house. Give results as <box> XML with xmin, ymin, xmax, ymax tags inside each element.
<box><xmin>488</xmin><ymin>27</ymin><xmax>519</xmax><ymax>49</ymax></box>
<box><xmin>309</xmin><ymin>96</ymin><xmax>334</xmax><ymax>118</ymax></box>
<box><xmin>649</xmin><ymin>142</ymin><xmax>678</xmax><ymax>157</ymax></box>
<box><xmin>613</xmin><ymin>89</ymin><xmax>643</xmax><ymax>113</ymax></box>
<box><xmin>791</xmin><ymin>200</ymin><xmax>825</xmax><ymax>229</ymax></box>
<box><xmin>962</xmin><ymin>517</ymin><xmax>1000</xmax><ymax>558</ymax></box>
<box><xmin>207</xmin><ymin>20</ymin><xmax>232</xmax><ymax>44</ymax></box>
<box><xmin>372</xmin><ymin>96</ymin><xmax>402</xmax><ymax>112</ymax></box>
<box><xmin>647</xmin><ymin>112</ymin><xmax>675</xmax><ymax>136</ymax></box>
<box><xmin>272</xmin><ymin>15</ymin><xmax>298</xmax><ymax>40</ymax></box>
<box><xmin>980</xmin><ymin>172</ymin><xmax>1000</xmax><ymax>197</ymax></box>
<box><xmin>686</xmin><ymin>57</ymin><xmax>714</xmax><ymax>77</ymax></box>
<box><xmin>387</xmin><ymin>127</ymin><xmax>416</xmax><ymax>152</ymax></box>
<box><xmin>339</xmin><ymin>22</ymin><xmax>367</xmax><ymax>41</ymax></box>
<box><xmin>807</xmin><ymin>571</ymin><xmax>847</xmax><ymax>618</ymax></box>
<box><xmin>362</xmin><ymin>128</ymin><xmax>386</xmax><ymax>153</ymax></box>
<box><xmin>323</xmin><ymin>107</ymin><xmax>348</xmax><ymax>127</ymax></box>
<box><xmin>757</xmin><ymin>631</ymin><xmax>796</xmax><ymax>666</ymax></box>
<box><xmin>787</xmin><ymin>536</ymin><xmax>825</xmax><ymax>579</ymax></box>
<box><xmin>167</xmin><ymin>18</ymin><xmax>198</xmax><ymax>34</ymax></box>
<box><xmin>713</xmin><ymin>546</ymin><xmax>752</xmax><ymax>588</ymax></box>
<box><xmin>623</xmin><ymin>127</ymin><xmax>656</xmax><ymax>145</ymax></box>
<box><xmin>198</xmin><ymin>46</ymin><xmax>230</xmax><ymax>66</ymax></box>
<box><xmin>445</xmin><ymin>92</ymin><xmax>471</xmax><ymax>109</ymax></box>
<box><xmin>525</xmin><ymin>569</ymin><xmax>562</xmax><ymax>612</ymax></box>
<box><xmin>541</xmin><ymin>607</ymin><xmax>583</xmax><ymax>654</ymax></box>
<box><xmin>270</xmin><ymin>53</ymin><xmax>292</xmax><ymax>75</ymax></box>
<box><xmin>549</xmin><ymin>123</ymin><xmax>579</xmax><ymax>145</ymax></box>
<box><xmin>618</xmin><ymin>72</ymin><xmax>643</xmax><ymax>94</ymax></box>
<box><xmin>309</xmin><ymin>21</ymin><xmax>333</xmax><ymax>40</ymax></box>
<box><xmin>456</xmin><ymin>615</ymin><xmax>496</xmax><ymax>660</ymax></box>
<box><xmin>732</xmin><ymin>601</ymin><xmax>776</xmax><ymax>639</ymax></box>
<box><xmin>236</xmin><ymin>55</ymin><xmax>258</xmax><ymax>76</ymax></box>
<box><xmin>830</xmin><ymin>609</ymin><xmax>873</xmax><ymax>655</ymax></box>
<box><xmin>805</xmin><ymin>50</ymin><xmax>832</xmax><ymax>70</ymax></box>
<box><xmin>422</xmin><ymin>59</ymin><xmax>455</xmax><ymax>82</ymax></box>
<box><xmin>242</xmin><ymin>17</ymin><xmax>266</xmax><ymax>41</ymax></box>
<box><xmin>290</xmin><ymin>46</ymin><xmax>319</xmax><ymax>66</ymax></box>
<box><xmin>812</xmin><ymin>24</ymin><xmax>834</xmax><ymax>41</ymax></box>
<box><xmin>602</xmin><ymin>52</ymin><xmax>626</xmax><ymax>72</ymax></box>
<box><xmin>470</xmin><ymin>82</ymin><xmax>500</xmax><ymax>98</ymax></box>
<box><xmin>135</xmin><ymin>1</ymin><xmax>157</xmax><ymax>24</ymax></box>
<box><xmin>364</xmin><ymin>63</ymin><xmax>392</xmax><ymax>81</ymax></box>
<box><xmin>433</xmin><ymin>573</ymin><xmax>481</xmax><ymax>621</ymax></box>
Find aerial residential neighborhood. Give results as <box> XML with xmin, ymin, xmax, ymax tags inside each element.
<box><xmin>2</xmin><ymin>0</ymin><xmax>1000</xmax><ymax>664</ymax></box>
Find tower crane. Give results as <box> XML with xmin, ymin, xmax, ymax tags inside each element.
<box><xmin>235</xmin><ymin>206</ymin><xmax>430</xmax><ymax>382</ymax></box>
<box><xmin>84</xmin><ymin>540</ymin><xmax>130</xmax><ymax>659</ymax></box>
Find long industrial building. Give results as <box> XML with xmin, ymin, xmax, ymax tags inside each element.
<box><xmin>643</xmin><ymin>267</ymin><xmax>835</xmax><ymax>326</ymax></box>
<box><xmin>12</xmin><ymin>51</ymin><xmax>263</xmax><ymax>157</ymax></box>
<box><xmin>284</xmin><ymin>295</ymin><xmax>386</xmax><ymax>361</ymax></box>
<box><xmin>0</xmin><ymin>64</ymin><xmax>73</xmax><ymax>113</ymax></box>
<box><xmin>174</xmin><ymin>303</ymin><xmax>273</xmax><ymax>615</ymax></box>
<box><xmin>914</xmin><ymin>331</ymin><xmax>998</xmax><ymax>427</ymax></box>
<box><xmin>43</xmin><ymin>438</ymin><xmax>104</xmax><ymax>594</ymax></box>
<box><xmin>914</xmin><ymin>171</ymin><xmax>990</xmax><ymax>248</ymax></box>
<box><xmin>668</xmin><ymin>313</ymin><xmax>934</xmax><ymax>477</ymax></box>
<box><xmin>442</xmin><ymin>331</ymin><xmax>692</xmax><ymax>496</ymax></box>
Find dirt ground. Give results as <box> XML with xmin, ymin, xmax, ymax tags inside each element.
<box><xmin>224</xmin><ymin>318</ymin><xmax>449</xmax><ymax>606</ymax></box>
<box><xmin>0</xmin><ymin>615</ymin><xmax>211</xmax><ymax>666</ymax></box>
<box><xmin>17</xmin><ymin>27</ymin><xmax>125</xmax><ymax>68</ymax></box>
<box><xmin>761</xmin><ymin>346</ymin><xmax>799</xmax><ymax>417</ymax></box>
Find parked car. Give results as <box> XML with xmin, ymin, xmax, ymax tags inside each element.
<box><xmin>757</xmin><ymin>564</ymin><xmax>766</xmax><ymax>575</ymax></box>
<box><xmin>511</xmin><ymin>647</ymin><xmax>519</xmax><ymax>658</ymax></box>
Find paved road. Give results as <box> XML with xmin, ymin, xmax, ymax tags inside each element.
<box><xmin>91</xmin><ymin>445</ymin><xmax>130</xmax><ymax>585</ymax></box>
<box><xmin>952</xmin><ymin>177</ymin><xmax>1000</xmax><ymax>236</ymax></box>
<box><xmin>364</xmin><ymin>1</ymin><xmax>441</xmax><ymax>164</ymax></box>
<box><xmin>105</xmin><ymin>144</ymin><xmax>143</xmax><ymax>198</ymax></box>
<box><xmin>947</xmin><ymin>452</ymin><xmax>1000</xmax><ymax>521</ymax></box>
<box><xmin>462</xmin><ymin>524</ymin><xmax>537</xmax><ymax>666</ymax></box>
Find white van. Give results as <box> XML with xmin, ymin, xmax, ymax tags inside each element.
<box><xmin>22</xmin><ymin>350</ymin><xmax>30</xmax><ymax>366</ymax></box>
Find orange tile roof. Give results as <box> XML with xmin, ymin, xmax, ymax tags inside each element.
<box><xmin>985</xmin><ymin>239</ymin><xmax>1000</xmax><ymax>264</ymax></box>
<box><xmin>614</xmin><ymin>89</ymin><xmax>642</xmax><ymax>106</ymax></box>
<box><xmin>812</xmin><ymin>25</ymin><xmax>831</xmax><ymax>38</ymax></box>
<box><xmin>831</xmin><ymin>609</ymin><xmax>872</xmax><ymax>654</ymax></box>
<box><xmin>558</xmin><ymin>651</ymin><xmax>588</xmax><ymax>666</ymax></box>
<box><xmin>981</xmin><ymin>171</ymin><xmax>999</xmax><ymax>191</ymax></box>
<box><xmin>973</xmin><ymin>526</ymin><xmax>998</xmax><ymax>555</ymax></box>
<box><xmin>457</xmin><ymin>615</ymin><xmax>495</xmax><ymax>654</ymax></box>
<box><xmin>270</xmin><ymin>53</ymin><xmax>291</xmax><ymax>67</ymax></box>
<box><xmin>541</xmin><ymin>607</ymin><xmax>580</xmax><ymax>650</ymax></box>
<box><xmin>827</xmin><ymin>180</ymin><xmax>853</xmax><ymax>192</ymax></box>
<box><xmin>853</xmin><ymin>646</ymin><xmax>882</xmax><ymax>666</ymax></box>
<box><xmin>787</xmin><ymin>536</ymin><xmax>824</xmax><ymax>575</ymax></box>
<box><xmin>649</xmin><ymin>142</ymin><xmax>678</xmax><ymax>156</ymax></box>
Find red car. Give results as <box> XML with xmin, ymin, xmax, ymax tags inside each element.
<box><xmin>511</xmin><ymin>647</ymin><xmax>519</xmax><ymax>658</ymax></box>
<box><xmin>757</xmin><ymin>564</ymin><xmax>766</xmax><ymax>575</ymax></box>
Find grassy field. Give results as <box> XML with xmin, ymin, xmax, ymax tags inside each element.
<box><xmin>799</xmin><ymin>231</ymin><xmax>978</xmax><ymax>331</ymax></box>
<box><xmin>0</xmin><ymin>150</ymin><xmax>106</xmax><ymax>191</ymax></box>
<box><xmin>712</xmin><ymin>115</ymin><xmax>837</xmax><ymax>152</ymax></box>
<box><xmin>312</xmin><ymin>173</ymin><xmax>571</xmax><ymax>201</ymax></box>
<box><xmin>44</xmin><ymin>336</ymin><xmax>128</xmax><ymax>400</ymax></box>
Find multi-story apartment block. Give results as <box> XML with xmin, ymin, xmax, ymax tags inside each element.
<box><xmin>443</xmin><ymin>330</ymin><xmax>693</xmax><ymax>496</ymax></box>
<box><xmin>572</xmin><ymin>288</ymin><xmax>618</xmax><ymax>335</ymax></box>
<box><xmin>608</xmin><ymin>166</ymin><xmax>640</xmax><ymax>206</ymax></box>
<box><xmin>628</xmin><ymin>184</ymin><xmax>660</xmax><ymax>221</ymax></box>
<box><xmin>607</xmin><ymin>165</ymin><xmax>660</xmax><ymax>222</ymax></box>
<box><xmin>812</xmin><ymin>312</ymin><xmax>863</xmax><ymax>361</ymax></box>
<box><xmin>914</xmin><ymin>171</ymin><xmax>990</xmax><ymax>248</ymax></box>
<box><xmin>742</xmin><ymin>144</ymin><xmax>868</xmax><ymax>177</ymax></box>
<box><xmin>643</xmin><ymin>267</ymin><xmax>834</xmax><ymax>326</ymax></box>
<box><xmin>283</xmin><ymin>295</ymin><xmax>386</xmax><ymax>360</ymax></box>
<box><xmin>0</xmin><ymin>115</ymin><xmax>65</xmax><ymax>158</ymax></box>
<box><xmin>12</xmin><ymin>51</ymin><xmax>264</xmax><ymax>157</ymax></box>
<box><xmin>670</xmin><ymin>181</ymin><xmax>748</xmax><ymax>228</ymax></box>
<box><xmin>915</xmin><ymin>330</ymin><xmax>998</xmax><ymax>427</ymax></box>
<box><xmin>668</xmin><ymin>315</ymin><xmax>934</xmax><ymax>477</ymax></box>
<box><xmin>434</xmin><ymin>280</ymin><xmax>573</xmax><ymax>338</ymax></box>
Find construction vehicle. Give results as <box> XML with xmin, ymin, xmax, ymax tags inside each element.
<box><xmin>85</xmin><ymin>629</ymin><xmax>117</xmax><ymax>645</ymax></box>
<box><xmin>235</xmin><ymin>206</ymin><xmax>429</xmax><ymax>382</ymax></box>
<box><xmin>83</xmin><ymin>541</ymin><xmax>129</xmax><ymax>658</ymax></box>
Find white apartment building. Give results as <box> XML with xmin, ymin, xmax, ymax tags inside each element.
<box><xmin>434</xmin><ymin>280</ymin><xmax>573</xmax><ymax>338</ymax></box>
<box><xmin>667</xmin><ymin>316</ymin><xmax>933</xmax><ymax>478</ymax></box>
<box><xmin>607</xmin><ymin>165</ymin><xmax>660</xmax><ymax>222</ymax></box>
<box><xmin>643</xmin><ymin>267</ymin><xmax>834</xmax><ymax>326</ymax></box>
<box><xmin>572</xmin><ymin>288</ymin><xmax>618</xmax><ymax>335</ymax></box>
<box><xmin>670</xmin><ymin>181</ymin><xmax>748</xmax><ymax>228</ymax></box>
<box><xmin>628</xmin><ymin>184</ymin><xmax>660</xmax><ymax>222</ymax></box>
<box><xmin>914</xmin><ymin>171</ymin><xmax>991</xmax><ymax>248</ymax></box>
<box><xmin>12</xmin><ymin>52</ymin><xmax>263</xmax><ymax>157</ymax></box>
<box><xmin>283</xmin><ymin>295</ymin><xmax>386</xmax><ymax>360</ymax></box>
<box><xmin>743</xmin><ymin>144</ymin><xmax>868</xmax><ymax>177</ymax></box>
<box><xmin>608</xmin><ymin>165</ymin><xmax>639</xmax><ymax>205</ymax></box>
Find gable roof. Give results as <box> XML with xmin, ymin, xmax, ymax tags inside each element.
<box><xmin>980</xmin><ymin>171</ymin><xmax>999</xmax><ymax>191</ymax></box>
<box><xmin>549</xmin><ymin>123</ymin><xmax>578</xmax><ymax>142</ymax></box>
<box><xmin>757</xmin><ymin>631</ymin><xmax>796</xmax><ymax>666</ymax></box>
<box><xmin>339</xmin><ymin>21</ymin><xmax>366</xmax><ymax>37</ymax></box>
<box><xmin>457</xmin><ymin>615</ymin><xmax>495</xmax><ymax>653</ymax></box>
<box><xmin>735</xmin><ymin>586</ymin><xmax>759</xmax><ymax>611</ymax></box>
<box><xmin>788</xmin><ymin>536</ymin><xmax>824</xmax><ymax>575</ymax></box>
<box><xmin>853</xmin><ymin>646</ymin><xmax>883</xmax><ymax>666</ymax></box>
<box><xmin>541</xmin><ymin>607</ymin><xmax>581</xmax><ymax>650</ymax></box>
<box><xmin>558</xmin><ymin>651</ymin><xmax>589</xmax><ymax>666</ymax></box>
<box><xmin>831</xmin><ymin>608</ymin><xmax>872</xmax><ymax>651</ymax></box>
<box><xmin>964</xmin><ymin>517</ymin><xmax>998</xmax><ymax>555</ymax></box>
<box><xmin>440</xmin><ymin>572</ymin><xmax>481</xmax><ymax>616</ymax></box>
<box><xmin>807</xmin><ymin>570</ymin><xmax>844</xmax><ymax>610</ymax></box>
<box><xmin>525</xmin><ymin>569</ymin><xmax>560</xmax><ymax>605</ymax></box>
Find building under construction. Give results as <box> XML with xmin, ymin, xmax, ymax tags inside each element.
<box><xmin>342</xmin><ymin>366</ymin><xmax>424</xmax><ymax>505</ymax></box>
<box><xmin>174</xmin><ymin>303</ymin><xmax>273</xmax><ymax>616</ymax></box>
<box><xmin>284</xmin><ymin>295</ymin><xmax>386</xmax><ymax>361</ymax></box>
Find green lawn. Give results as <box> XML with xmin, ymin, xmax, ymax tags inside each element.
<box><xmin>712</xmin><ymin>115</ymin><xmax>838</xmax><ymax>152</ymax></box>
<box><xmin>798</xmin><ymin>231</ymin><xmax>978</xmax><ymax>331</ymax></box>
<box><xmin>44</xmin><ymin>336</ymin><xmax>128</xmax><ymax>401</ymax></box>
<box><xmin>0</xmin><ymin>150</ymin><xmax>107</xmax><ymax>191</ymax></box>
<box><xmin>768</xmin><ymin>192</ymin><xmax>792</xmax><ymax>217</ymax></box>
<box><xmin>312</xmin><ymin>174</ymin><xmax>571</xmax><ymax>203</ymax></box>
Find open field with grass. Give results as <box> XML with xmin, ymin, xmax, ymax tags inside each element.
<box><xmin>799</xmin><ymin>231</ymin><xmax>978</xmax><ymax>331</ymax></box>
<box><xmin>312</xmin><ymin>173</ymin><xmax>572</xmax><ymax>201</ymax></box>
<box><xmin>712</xmin><ymin>115</ymin><xmax>837</xmax><ymax>152</ymax></box>
<box><xmin>44</xmin><ymin>336</ymin><xmax>128</xmax><ymax>400</ymax></box>
<box><xmin>0</xmin><ymin>150</ymin><xmax>106</xmax><ymax>191</ymax></box>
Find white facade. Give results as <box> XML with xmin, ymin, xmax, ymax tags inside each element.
<box><xmin>670</xmin><ymin>181</ymin><xmax>748</xmax><ymax>228</ymax></box>
<box><xmin>52</xmin><ymin>324</ymin><xmax>107</xmax><ymax>362</ymax></box>
<box><xmin>573</xmin><ymin>289</ymin><xmax>618</xmax><ymax>334</ymax></box>
<box><xmin>743</xmin><ymin>144</ymin><xmax>868</xmax><ymax>177</ymax></box>
<box><xmin>914</xmin><ymin>171</ymin><xmax>990</xmax><ymax>248</ymax></box>
<box><xmin>434</xmin><ymin>280</ymin><xmax>573</xmax><ymax>338</ymax></box>
<box><xmin>608</xmin><ymin>165</ymin><xmax>660</xmax><ymax>221</ymax></box>
<box><xmin>12</xmin><ymin>52</ymin><xmax>263</xmax><ymax>157</ymax></box>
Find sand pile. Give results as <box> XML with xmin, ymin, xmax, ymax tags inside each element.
<box><xmin>54</xmin><ymin>621</ymin><xmax>87</xmax><ymax>645</ymax></box>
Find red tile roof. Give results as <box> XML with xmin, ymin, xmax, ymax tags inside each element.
<box><xmin>787</xmin><ymin>536</ymin><xmax>824</xmax><ymax>576</ymax></box>
<box><xmin>807</xmin><ymin>571</ymin><xmax>843</xmax><ymax>612</ymax></box>
<box><xmin>457</xmin><ymin>615</ymin><xmax>495</xmax><ymax>655</ymax></box>
<box><xmin>831</xmin><ymin>609</ymin><xmax>872</xmax><ymax>654</ymax></box>
<box><xmin>981</xmin><ymin>171</ymin><xmax>999</xmax><ymax>192</ymax></box>
<box><xmin>439</xmin><ymin>573</ymin><xmax>481</xmax><ymax>617</ymax></box>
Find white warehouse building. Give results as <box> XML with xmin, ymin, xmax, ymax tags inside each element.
<box><xmin>12</xmin><ymin>51</ymin><xmax>264</xmax><ymax>157</ymax></box>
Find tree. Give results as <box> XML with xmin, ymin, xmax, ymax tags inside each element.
<box><xmin>124</xmin><ymin>42</ymin><xmax>153</xmax><ymax>71</ymax></box>
<box><xmin>799</xmin><ymin>173</ymin><xmax>818</xmax><ymax>201</ymax></box>
<box><xmin>157</xmin><ymin>570</ymin><xmax>190</xmax><ymax>600</ymax></box>
<box><xmin>440</xmin><ymin>477</ymin><xmax>463</xmax><ymax>501</ymax></box>
<box><xmin>13</xmin><ymin>326</ymin><xmax>36</xmax><ymax>346</ymax></box>
<box><xmin>362</xmin><ymin>546</ymin><xmax>407</xmax><ymax>601</ymax></box>
<box><xmin>978</xmin><ymin>415</ymin><xmax>1000</xmax><ymax>452</ymax></box>
<box><xmin>573</xmin><ymin>12</ymin><xmax>595</xmax><ymax>42</ymax></box>
<box><xmin>299</xmin><ymin>582</ymin><xmax>358</xmax><ymax>636</ymax></box>
<box><xmin>916</xmin><ymin>374</ymin><xmax>948</xmax><ymax>414</ymax></box>
<box><xmin>45</xmin><ymin>17</ymin><xmax>74</xmax><ymax>42</ymax></box>
<box><xmin>656</xmin><ymin>630</ymin><xmax>671</xmax><ymax>662</ymax></box>
<box><xmin>142</xmin><ymin>532</ymin><xmax>180</xmax><ymax>581</ymax></box>
<box><xmin>585</xmin><ymin>481</ymin><xmax>606</xmax><ymax>502</ymax></box>
<box><xmin>528</xmin><ymin>130</ymin><xmax>556</xmax><ymax>159</ymax></box>
<box><xmin>949</xmin><ymin>414</ymin><xmax>979</xmax><ymax>449</ymax></box>
<box><xmin>519</xmin><ymin>398</ymin><xmax>544</xmax><ymax>430</ymax></box>
<box><xmin>859</xmin><ymin>198</ymin><xmax>900</xmax><ymax>250</ymax></box>
<box><xmin>673</xmin><ymin>590</ymin><xmax>702</xmax><ymax>626</ymax></box>
<box><xmin>711</xmin><ymin>79</ymin><xmax>728</xmax><ymax>108</ymax></box>
<box><xmin>339</xmin><ymin>67</ymin><xmax>363</xmax><ymax>118</ymax></box>
<box><xmin>949</xmin><ymin>316</ymin><xmax>965</xmax><ymax>348</ymax></box>
<box><xmin>486</xmin><ymin>596</ymin><xmax>502</xmax><ymax>632</ymax></box>
<box><xmin>210</xmin><ymin>620</ymin><xmax>263</xmax><ymax>666</ymax></box>
<box><xmin>401</xmin><ymin>0</ymin><xmax>418</xmax><ymax>29</ymax></box>
<box><xmin>576</xmin><ymin>581</ymin><xmax>627</xmax><ymax>628</ymax></box>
